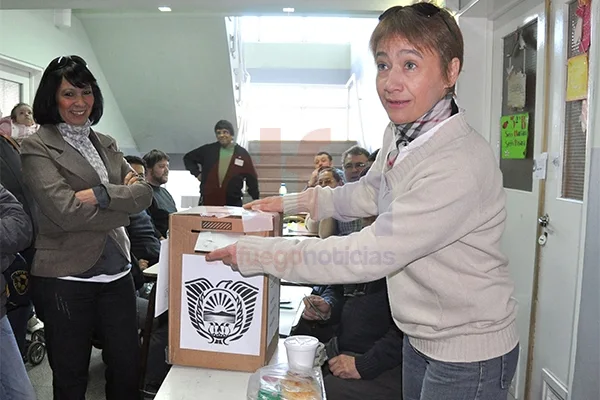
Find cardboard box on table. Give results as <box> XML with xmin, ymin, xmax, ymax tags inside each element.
<box><xmin>168</xmin><ymin>206</ymin><xmax>282</xmax><ymax>372</ymax></box>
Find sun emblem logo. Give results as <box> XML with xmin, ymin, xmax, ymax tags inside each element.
<box><xmin>185</xmin><ymin>278</ymin><xmax>259</xmax><ymax>345</ymax></box>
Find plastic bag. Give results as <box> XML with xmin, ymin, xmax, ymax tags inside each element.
<box><xmin>247</xmin><ymin>363</ymin><xmax>326</xmax><ymax>400</ymax></box>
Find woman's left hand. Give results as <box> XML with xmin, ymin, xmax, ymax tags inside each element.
<box><xmin>328</xmin><ymin>355</ymin><xmax>361</xmax><ymax>380</ymax></box>
<box><xmin>124</xmin><ymin>171</ymin><xmax>139</xmax><ymax>186</ymax></box>
<box><xmin>75</xmin><ymin>189</ymin><xmax>98</xmax><ymax>205</ymax></box>
<box><xmin>206</xmin><ymin>243</ymin><xmax>238</xmax><ymax>270</ymax></box>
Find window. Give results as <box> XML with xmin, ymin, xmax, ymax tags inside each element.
<box><xmin>240</xmin><ymin>16</ymin><xmax>354</xmax><ymax>44</ymax></box>
<box><xmin>0</xmin><ymin>78</ymin><xmax>21</xmax><ymax>118</ymax></box>
<box><xmin>245</xmin><ymin>84</ymin><xmax>348</xmax><ymax>141</ymax></box>
<box><xmin>561</xmin><ymin>1</ymin><xmax>588</xmax><ymax>201</ymax></box>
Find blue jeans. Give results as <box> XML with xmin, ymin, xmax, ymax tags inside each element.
<box><xmin>0</xmin><ymin>316</ymin><xmax>36</xmax><ymax>400</ymax></box>
<box><xmin>403</xmin><ymin>336</ymin><xmax>519</xmax><ymax>400</ymax></box>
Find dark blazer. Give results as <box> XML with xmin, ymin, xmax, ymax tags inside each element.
<box><xmin>0</xmin><ymin>135</ymin><xmax>37</xmax><ymax>265</ymax></box>
<box><xmin>183</xmin><ymin>142</ymin><xmax>259</xmax><ymax>206</ymax></box>
<box><xmin>20</xmin><ymin>125</ymin><xmax>153</xmax><ymax>278</ymax></box>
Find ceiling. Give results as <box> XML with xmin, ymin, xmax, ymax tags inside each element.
<box><xmin>1</xmin><ymin>0</ymin><xmax>413</xmax><ymax>15</ymax></box>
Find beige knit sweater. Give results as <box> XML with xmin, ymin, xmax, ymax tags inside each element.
<box><xmin>236</xmin><ymin>113</ymin><xmax>518</xmax><ymax>362</ymax></box>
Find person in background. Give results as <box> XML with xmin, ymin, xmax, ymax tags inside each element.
<box><xmin>21</xmin><ymin>55</ymin><xmax>153</xmax><ymax>399</ymax></box>
<box><xmin>144</xmin><ymin>149</ymin><xmax>177</xmax><ymax>239</ymax></box>
<box><xmin>124</xmin><ymin>155</ymin><xmax>161</xmax><ymax>267</ymax></box>
<box><xmin>295</xmin><ymin>167</ymin><xmax>345</xmax><ymax>343</ymax></box>
<box><xmin>208</xmin><ymin>4</ymin><xmax>519</xmax><ymax>399</ymax></box>
<box><xmin>341</xmin><ymin>145</ymin><xmax>370</xmax><ymax>183</ymax></box>
<box><xmin>183</xmin><ymin>119</ymin><xmax>259</xmax><ymax>206</ymax></box>
<box><xmin>367</xmin><ymin>148</ymin><xmax>380</xmax><ymax>167</ymax></box>
<box><xmin>0</xmin><ymin>185</ymin><xmax>36</xmax><ymax>400</ymax></box>
<box><xmin>0</xmin><ymin>103</ymin><xmax>39</xmax><ymax>144</ymax></box>
<box><xmin>0</xmin><ymin>131</ymin><xmax>40</xmax><ymax>357</ymax></box>
<box><xmin>306</xmin><ymin>151</ymin><xmax>345</xmax><ymax>188</ymax></box>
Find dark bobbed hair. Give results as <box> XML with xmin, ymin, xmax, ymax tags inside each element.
<box><xmin>33</xmin><ymin>56</ymin><xmax>104</xmax><ymax>126</ymax></box>
<box><xmin>143</xmin><ymin>149</ymin><xmax>170</xmax><ymax>170</ymax></box>
<box><xmin>214</xmin><ymin>120</ymin><xmax>235</xmax><ymax>136</ymax></box>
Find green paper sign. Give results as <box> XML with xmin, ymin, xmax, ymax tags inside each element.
<box><xmin>501</xmin><ymin>113</ymin><xmax>529</xmax><ymax>159</ymax></box>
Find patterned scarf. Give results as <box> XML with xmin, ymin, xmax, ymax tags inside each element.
<box><xmin>387</xmin><ymin>93</ymin><xmax>458</xmax><ymax>168</ymax></box>
<box><xmin>57</xmin><ymin>120</ymin><xmax>109</xmax><ymax>184</ymax></box>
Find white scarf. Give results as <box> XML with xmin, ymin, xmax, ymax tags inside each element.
<box><xmin>57</xmin><ymin>120</ymin><xmax>109</xmax><ymax>184</ymax></box>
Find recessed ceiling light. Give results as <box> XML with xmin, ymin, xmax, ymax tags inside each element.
<box><xmin>283</xmin><ymin>7</ymin><xmax>295</xmax><ymax>13</ymax></box>
<box><xmin>158</xmin><ymin>6</ymin><xmax>172</xmax><ymax>12</ymax></box>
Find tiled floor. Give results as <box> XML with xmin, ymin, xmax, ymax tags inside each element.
<box><xmin>27</xmin><ymin>347</ymin><xmax>106</xmax><ymax>400</ymax></box>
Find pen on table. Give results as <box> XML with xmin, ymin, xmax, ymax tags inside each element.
<box><xmin>303</xmin><ymin>295</ymin><xmax>327</xmax><ymax>320</ymax></box>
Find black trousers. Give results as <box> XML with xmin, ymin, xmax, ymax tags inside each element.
<box><xmin>32</xmin><ymin>273</ymin><xmax>140</xmax><ymax>400</ymax></box>
<box><xmin>324</xmin><ymin>363</ymin><xmax>403</xmax><ymax>400</ymax></box>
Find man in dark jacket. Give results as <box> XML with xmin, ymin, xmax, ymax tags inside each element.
<box><xmin>183</xmin><ymin>120</ymin><xmax>259</xmax><ymax>206</ymax></box>
<box><xmin>0</xmin><ymin>184</ymin><xmax>36</xmax><ymax>399</ymax></box>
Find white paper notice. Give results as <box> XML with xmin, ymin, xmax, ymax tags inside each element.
<box><xmin>241</xmin><ymin>209</ymin><xmax>274</xmax><ymax>232</ymax></box>
<box><xmin>155</xmin><ymin>239</ymin><xmax>170</xmax><ymax>318</ymax></box>
<box><xmin>507</xmin><ymin>71</ymin><xmax>527</xmax><ymax>109</ymax></box>
<box><xmin>533</xmin><ymin>152</ymin><xmax>548</xmax><ymax>180</ymax></box>
<box><xmin>266</xmin><ymin>275</ymin><xmax>280</xmax><ymax>343</ymax></box>
<box><xmin>180</xmin><ymin>254</ymin><xmax>264</xmax><ymax>356</ymax></box>
<box><xmin>194</xmin><ymin>231</ymin><xmax>244</xmax><ymax>252</ymax></box>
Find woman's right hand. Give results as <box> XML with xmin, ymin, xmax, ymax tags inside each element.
<box><xmin>243</xmin><ymin>196</ymin><xmax>283</xmax><ymax>212</ymax></box>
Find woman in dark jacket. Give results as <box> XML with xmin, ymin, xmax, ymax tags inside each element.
<box><xmin>21</xmin><ymin>55</ymin><xmax>153</xmax><ymax>399</ymax></box>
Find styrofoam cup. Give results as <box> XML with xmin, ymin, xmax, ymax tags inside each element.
<box><xmin>284</xmin><ymin>335</ymin><xmax>319</xmax><ymax>373</ymax></box>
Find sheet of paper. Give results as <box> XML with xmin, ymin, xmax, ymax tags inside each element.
<box><xmin>155</xmin><ymin>239</ymin><xmax>170</xmax><ymax>318</ymax></box>
<box><xmin>501</xmin><ymin>113</ymin><xmax>530</xmax><ymax>159</ymax></box>
<box><xmin>179</xmin><ymin>254</ymin><xmax>264</xmax><ymax>356</ymax></box>
<box><xmin>507</xmin><ymin>71</ymin><xmax>526</xmax><ymax>109</ymax></box>
<box><xmin>533</xmin><ymin>152</ymin><xmax>548</xmax><ymax>180</ymax></box>
<box><xmin>194</xmin><ymin>231</ymin><xmax>244</xmax><ymax>252</ymax></box>
<box><xmin>241</xmin><ymin>209</ymin><xmax>274</xmax><ymax>232</ymax></box>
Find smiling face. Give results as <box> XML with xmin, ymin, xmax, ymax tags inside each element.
<box><xmin>375</xmin><ymin>35</ymin><xmax>459</xmax><ymax>124</ymax></box>
<box><xmin>56</xmin><ymin>78</ymin><xmax>94</xmax><ymax>126</ymax></box>
<box><xmin>14</xmin><ymin>105</ymin><xmax>34</xmax><ymax>126</ymax></box>
<box><xmin>216</xmin><ymin>129</ymin><xmax>233</xmax><ymax>147</ymax></box>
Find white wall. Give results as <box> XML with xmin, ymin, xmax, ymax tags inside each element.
<box><xmin>245</xmin><ymin>43</ymin><xmax>351</xmax><ymax>69</ymax></box>
<box><xmin>0</xmin><ymin>10</ymin><xmax>137</xmax><ymax>152</ymax></box>
<box><xmin>349</xmin><ymin>18</ymin><xmax>388</xmax><ymax>152</ymax></box>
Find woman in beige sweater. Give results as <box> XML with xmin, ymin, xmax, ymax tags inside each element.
<box><xmin>208</xmin><ymin>4</ymin><xmax>518</xmax><ymax>400</ymax></box>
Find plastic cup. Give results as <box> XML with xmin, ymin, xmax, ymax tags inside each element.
<box><xmin>284</xmin><ymin>335</ymin><xmax>319</xmax><ymax>373</ymax></box>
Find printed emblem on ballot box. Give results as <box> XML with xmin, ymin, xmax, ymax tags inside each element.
<box><xmin>185</xmin><ymin>278</ymin><xmax>259</xmax><ymax>345</ymax></box>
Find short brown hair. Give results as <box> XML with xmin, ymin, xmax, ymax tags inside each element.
<box><xmin>370</xmin><ymin>3</ymin><xmax>464</xmax><ymax>94</ymax></box>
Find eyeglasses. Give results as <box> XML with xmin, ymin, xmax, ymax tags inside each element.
<box><xmin>378</xmin><ymin>3</ymin><xmax>458</xmax><ymax>41</ymax></box>
<box><xmin>343</xmin><ymin>162</ymin><xmax>367</xmax><ymax>170</ymax></box>
<box><xmin>51</xmin><ymin>55</ymin><xmax>88</xmax><ymax>70</ymax></box>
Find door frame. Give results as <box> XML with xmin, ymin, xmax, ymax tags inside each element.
<box><xmin>566</xmin><ymin>0</ymin><xmax>599</xmax><ymax>394</ymax></box>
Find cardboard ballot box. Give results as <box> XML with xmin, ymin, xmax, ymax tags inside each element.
<box><xmin>168</xmin><ymin>206</ymin><xmax>282</xmax><ymax>372</ymax></box>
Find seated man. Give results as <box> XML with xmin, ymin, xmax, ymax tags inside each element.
<box><xmin>143</xmin><ymin>150</ymin><xmax>177</xmax><ymax>238</ymax></box>
<box><xmin>124</xmin><ymin>155</ymin><xmax>161</xmax><ymax>267</ymax></box>
<box><xmin>293</xmin><ymin>167</ymin><xmax>345</xmax><ymax>342</ymax></box>
<box><xmin>322</xmin><ymin>280</ymin><xmax>403</xmax><ymax>400</ymax></box>
<box><xmin>306</xmin><ymin>151</ymin><xmax>345</xmax><ymax>189</ymax></box>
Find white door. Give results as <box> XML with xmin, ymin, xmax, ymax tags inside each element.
<box><xmin>489</xmin><ymin>5</ymin><xmax>547</xmax><ymax>399</ymax></box>
<box><xmin>527</xmin><ymin>1</ymin><xmax>586</xmax><ymax>399</ymax></box>
<box><xmin>490</xmin><ymin>2</ymin><xmax>587</xmax><ymax>400</ymax></box>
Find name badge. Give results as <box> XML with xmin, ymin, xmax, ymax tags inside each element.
<box><xmin>234</xmin><ymin>158</ymin><xmax>244</xmax><ymax>167</ymax></box>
